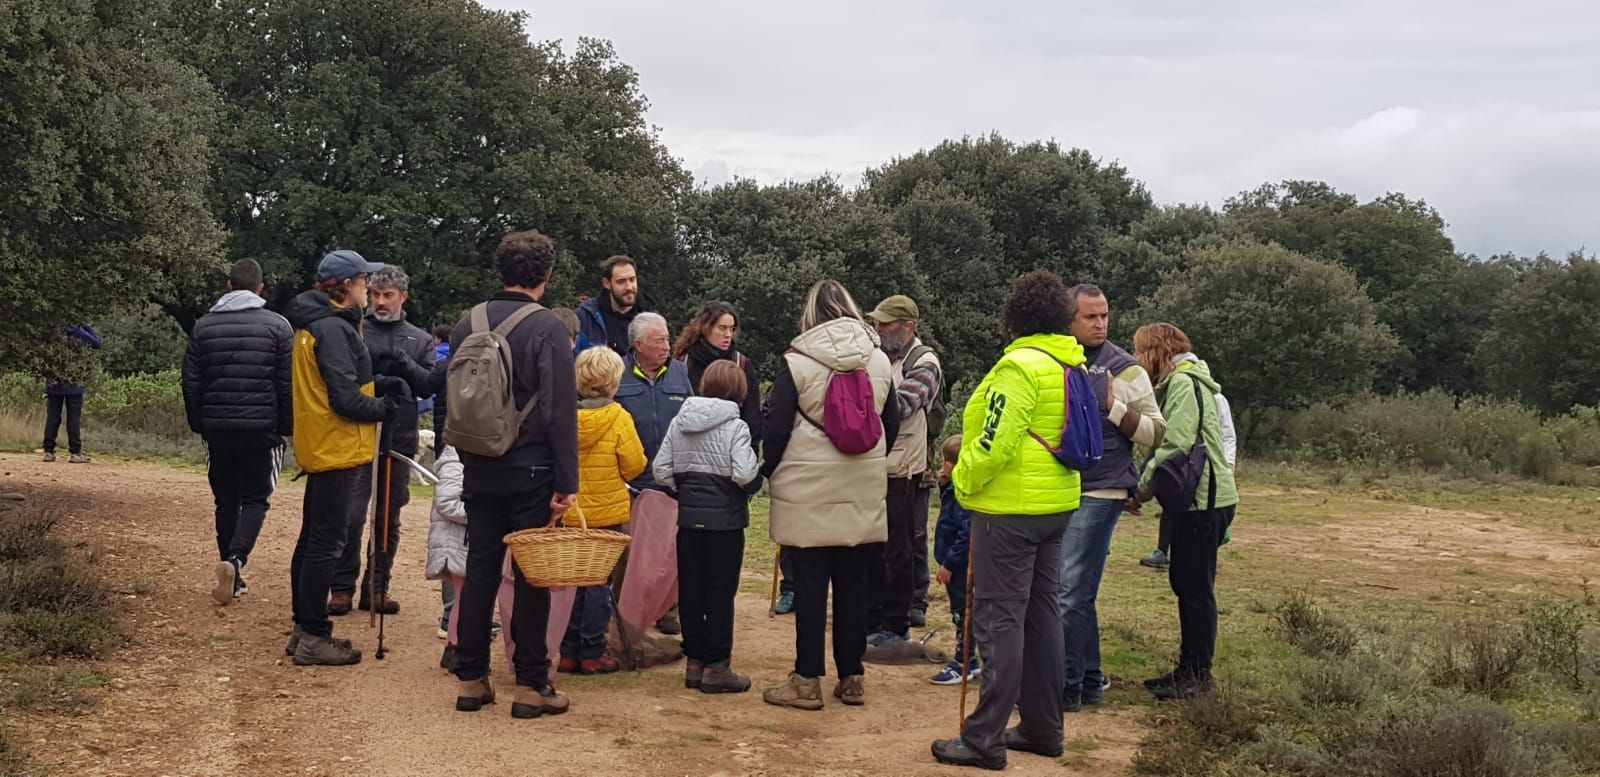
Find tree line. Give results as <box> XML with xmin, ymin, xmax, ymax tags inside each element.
<box><xmin>4</xmin><ymin>0</ymin><xmax>1597</xmax><ymax>428</ymax></box>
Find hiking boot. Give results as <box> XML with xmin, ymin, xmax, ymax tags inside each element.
<box><xmin>511</xmin><ymin>684</ymin><xmax>569</xmax><ymax>719</ymax></box>
<box><xmin>1144</xmin><ymin>669</ymin><xmax>1179</xmax><ymax>690</ymax></box>
<box><xmin>1003</xmin><ymin>727</ymin><xmax>1064</xmax><ymax>758</ymax></box>
<box><xmin>655</xmin><ymin>614</ymin><xmax>681</xmax><ymax>635</ymax></box>
<box><xmin>327</xmin><ymin>593</ymin><xmax>353</xmax><ymax>616</ymax></box>
<box><xmin>212</xmin><ymin>560</ymin><xmax>238</xmax><ymax>606</ymax></box>
<box><xmin>762</xmin><ymin>673</ymin><xmax>823</xmax><ymax>711</ymax></box>
<box><xmin>455</xmin><ymin>677</ymin><xmax>496</xmax><ymax>711</ymax></box>
<box><xmin>285</xmin><ymin>628</ymin><xmax>350</xmax><ymax>657</ymax></box>
<box><xmin>931</xmin><ymin>738</ymin><xmax>1006</xmax><ymax>771</ymax></box>
<box><xmin>909</xmin><ymin>608</ymin><xmax>927</xmax><ymax>628</ymax></box>
<box><xmin>69</xmin><ymin>453</ymin><xmax>90</xmax><ymax>464</ymax></box>
<box><xmin>1062</xmin><ymin>690</ymin><xmax>1082</xmax><ymax>714</ymax></box>
<box><xmin>773</xmin><ymin>591</ymin><xmax>795</xmax><ymax>615</ymax></box>
<box><xmin>557</xmin><ymin>656</ymin><xmax>581</xmax><ymax>674</ymax></box>
<box><xmin>833</xmin><ymin>675</ymin><xmax>865</xmax><ymax>706</ymax></box>
<box><xmin>684</xmin><ymin>659</ymin><xmax>704</xmax><ymax>689</ymax></box>
<box><xmin>1151</xmin><ymin>675</ymin><xmax>1213</xmax><ymax>702</ymax></box>
<box><xmin>440</xmin><ymin>644</ymin><xmax>458</xmax><ymax>672</ymax></box>
<box><xmin>358</xmin><ymin>593</ymin><xmax>399</xmax><ymax>615</ymax></box>
<box><xmin>1139</xmin><ymin>548</ymin><xmax>1170</xmax><ymax>570</ymax></box>
<box><xmin>293</xmin><ymin>633</ymin><xmax>362</xmax><ymax>666</ymax></box>
<box><xmin>580</xmin><ymin>656</ymin><xmax>621</xmax><ymax>675</ymax></box>
<box><xmin>699</xmin><ymin>661</ymin><xmax>750</xmax><ymax>694</ymax></box>
<box><xmin>1081</xmin><ymin>674</ymin><xmax>1110</xmax><ymax>705</ymax></box>
<box><xmin>41</xmin><ymin>452</ymin><xmax>55</xmax><ymax>463</ymax></box>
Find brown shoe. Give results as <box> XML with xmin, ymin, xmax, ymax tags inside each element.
<box><xmin>41</xmin><ymin>452</ymin><xmax>55</xmax><ymax>463</ymax></box>
<box><xmin>285</xmin><ymin>628</ymin><xmax>351</xmax><ymax>657</ymax></box>
<box><xmin>358</xmin><ymin>593</ymin><xmax>399</xmax><ymax>615</ymax></box>
<box><xmin>833</xmin><ymin>675</ymin><xmax>865</xmax><ymax>706</ymax></box>
<box><xmin>511</xmin><ymin>684</ymin><xmax>570</xmax><ymax>719</ymax></box>
<box><xmin>292</xmin><ymin>633</ymin><xmax>362</xmax><ymax>666</ymax></box>
<box><xmin>762</xmin><ymin>673</ymin><xmax>824</xmax><ymax>711</ymax></box>
<box><xmin>685</xmin><ymin>659</ymin><xmax>704</xmax><ymax>689</ymax></box>
<box><xmin>327</xmin><ymin>593</ymin><xmax>353</xmax><ymax>616</ymax></box>
<box><xmin>700</xmin><ymin>661</ymin><xmax>751</xmax><ymax>694</ymax></box>
<box><xmin>455</xmin><ymin>678</ymin><xmax>496</xmax><ymax>712</ymax></box>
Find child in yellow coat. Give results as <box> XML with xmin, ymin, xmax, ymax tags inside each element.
<box><xmin>559</xmin><ymin>347</ymin><xmax>647</xmax><ymax>674</ymax></box>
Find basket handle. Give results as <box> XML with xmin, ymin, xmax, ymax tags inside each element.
<box><xmin>565</xmin><ymin>502</ymin><xmax>589</xmax><ymax>533</ymax></box>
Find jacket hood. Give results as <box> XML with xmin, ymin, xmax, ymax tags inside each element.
<box><xmin>676</xmin><ymin>396</ymin><xmax>741</xmax><ymax>433</ymax></box>
<box><xmin>789</xmin><ymin>317</ymin><xmax>880</xmax><ymax>372</ymax></box>
<box><xmin>210</xmin><ymin>290</ymin><xmax>267</xmax><ymax>313</ymax></box>
<box><xmin>1162</xmin><ymin>353</ymin><xmax>1221</xmax><ymax>393</ymax></box>
<box><xmin>577</xmin><ymin>401</ymin><xmax>629</xmax><ymax>450</ymax></box>
<box><xmin>1004</xmin><ymin>333</ymin><xmax>1086</xmax><ymax>367</ymax></box>
<box><xmin>288</xmin><ymin>290</ymin><xmax>362</xmax><ymax>330</ymax></box>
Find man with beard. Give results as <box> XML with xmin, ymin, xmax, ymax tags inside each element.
<box><xmin>577</xmin><ymin>255</ymin><xmax>652</xmax><ymax>357</ymax></box>
<box><xmin>328</xmin><ymin>265</ymin><xmax>436</xmax><ymax>616</ymax></box>
<box><xmin>865</xmin><ymin>295</ymin><xmax>943</xmax><ymax>651</ymax></box>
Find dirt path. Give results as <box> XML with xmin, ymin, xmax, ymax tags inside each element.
<box><xmin>1</xmin><ymin>454</ymin><xmax>1145</xmax><ymax>776</ymax></box>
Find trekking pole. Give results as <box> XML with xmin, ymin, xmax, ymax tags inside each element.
<box><xmin>375</xmin><ymin>426</ymin><xmax>393</xmax><ymax>660</ymax></box>
<box><xmin>957</xmin><ymin>539</ymin><xmax>977</xmax><ymax>731</ymax></box>
<box><xmin>768</xmin><ymin>547</ymin><xmax>781</xmax><ymax>617</ymax></box>
<box><xmin>366</xmin><ymin>421</ymin><xmax>383</xmax><ymax>632</ymax></box>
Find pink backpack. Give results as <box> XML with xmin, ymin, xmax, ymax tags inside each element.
<box><xmin>791</xmin><ymin>349</ymin><xmax>883</xmax><ymax>455</ymax></box>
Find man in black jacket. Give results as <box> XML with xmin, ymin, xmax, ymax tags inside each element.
<box><xmin>328</xmin><ymin>265</ymin><xmax>436</xmax><ymax>616</ymax></box>
<box><xmin>182</xmin><ymin>259</ymin><xmax>294</xmax><ymax>607</ymax></box>
<box><xmin>448</xmin><ymin>229</ymin><xmax>579</xmax><ymax>719</ymax></box>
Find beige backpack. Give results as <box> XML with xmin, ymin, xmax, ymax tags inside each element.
<box><xmin>443</xmin><ymin>302</ymin><xmax>545</xmax><ymax>456</ymax></box>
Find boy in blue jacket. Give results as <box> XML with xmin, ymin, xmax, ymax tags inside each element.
<box><xmin>930</xmin><ymin>434</ymin><xmax>981</xmax><ymax>685</ymax></box>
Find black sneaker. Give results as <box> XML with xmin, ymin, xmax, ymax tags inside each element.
<box><xmin>1081</xmin><ymin>674</ymin><xmax>1109</xmax><ymax>705</ymax></box>
<box><xmin>1062</xmin><ymin>689</ymin><xmax>1082</xmax><ymax>713</ymax></box>
<box><xmin>1152</xmin><ymin>675</ymin><xmax>1213</xmax><ymax>701</ymax></box>
<box><xmin>909</xmin><ymin>608</ymin><xmax>927</xmax><ymax>628</ymax></box>
<box><xmin>1144</xmin><ymin>670</ymin><xmax>1178</xmax><ymax>690</ymax></box>
<box><xmin>931</xmin><ymin>738</ymin><xmax>1006</xmax><ymax>771</ymax></box>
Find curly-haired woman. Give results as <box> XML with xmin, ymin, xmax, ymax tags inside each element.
<box><xmin>932</xmin><ymin>269</ymin><xmax>1085</xmax><ymax>770</ymax></box>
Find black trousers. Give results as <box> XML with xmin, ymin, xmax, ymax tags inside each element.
<box><xmin>911</xmin><ymin>483</ymin><xmax>931</xmax><ymax>611</ymax></box>
<box><xmin>290</xmin><ymin>467</ymin><xmax>365</xmax><ymax>638</ymax></box>
<box><xmin>1168</xmin><ymin>506</ymin><xmax>1236</xmax><ymax>678</ymax></box>
<box><xmin>779</xmin><ymin>548</ymin><xmax>797</xmax><ymax>595</ymax></box>
<box><xmin>207</xmin><ymin>439</ymin><xmax>284</xmax><ymax>567</ymax></box>
<box><xmin>788</xmin><ymin>544</ymin><xmax>871</xmax><ymax>679</ymax></box>
<box><xmin>43</xmin><ymin>394</ymin><xmax>84</xmax><ymax>454</ymax></box>
<box><xmin>332</xmin><ymin>457</ymin><xmax>409</xmax><ymax>597</ymax></box>
<box><xmin>677</xmin><ymin>528</ymin><xmax>744</xmax><ymax>665</ymax></box>
<box><xmin>867</xmin><ymin>477</ymin><xmax>918</xmax><ymax>636</ymax></box>
<box><xmin>455</xmin><ymin>466</ymin><xmax>555</xmax><ymax>687</ymax></box>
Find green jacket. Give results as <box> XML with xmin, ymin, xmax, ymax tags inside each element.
<box><xmin>1137</xmin><ymin>356</ymin><xmax>1240</xmax><ymax>512</ymax></box>
<box><xmin>953</xmin><ymin>333</ymin><xmax>1085</xmax><ymax>516</ymax></box>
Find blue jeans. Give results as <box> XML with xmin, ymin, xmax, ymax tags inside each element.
<box><xmin>1058</xmin><ymin>496</ymin><xmax>1124</xmax><ymax>693</ymax></box>
<box><xmin>561</xmin><ymin>584</ymin><xmax>611</xmax><ymax>660</ymax></box>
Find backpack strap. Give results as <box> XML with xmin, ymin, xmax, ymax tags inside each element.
<box><xmin>786</xmin><ymin>348</ymin><xmax>829</xmax><ymax>434</ymax></box>
<box><xmin>1181</xmin><ymin>371</ymin><xmax>1216</xmax><ymax>512</ymax></box>
<box><xmin>492</xmin><ymin>301</ymin><xmax>546</xmax><ymax>338</ymax></box>
<box><xmin>1020</xmin><ymin>346</ymin><xmax>1069</xmax><ymax>451</ymax></box>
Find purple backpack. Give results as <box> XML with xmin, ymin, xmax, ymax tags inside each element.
<box><xmin>791</xmin><ymin>349</ymin><xmax>883</xmax><ymax>455</ymax></box>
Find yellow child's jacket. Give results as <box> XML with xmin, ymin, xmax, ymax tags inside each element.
<box><xmin>575</xmin><ymin>399</ymin><xmax>647</xmax><ymax>527</ymax></box>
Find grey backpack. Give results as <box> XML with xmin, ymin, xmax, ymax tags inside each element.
<box><xmin>443</xmin><ymin>302</ymin><xmax>545</xmax><ymax>457</ymax></box>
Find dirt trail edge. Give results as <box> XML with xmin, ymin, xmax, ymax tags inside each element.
<box><xmin>3</xmin><ymin>454</ymin><xmax>1144</xmax><ymax>776</ymax></box>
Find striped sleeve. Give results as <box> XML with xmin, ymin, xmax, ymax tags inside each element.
<box><xmin>895</xmin><ymin>358</ymin><xmax>942</xmax><ymax>419</ymax></box>
<box><xmin>1107</xmin><ymin>364</ymin><xmax>1165</xmax><ymax>448</ymax></box>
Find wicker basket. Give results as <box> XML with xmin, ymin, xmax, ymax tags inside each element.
<box><xmin>504</xmin><ymin>504</ymin><xmax>630</xmax><ymax>587</ymax></box>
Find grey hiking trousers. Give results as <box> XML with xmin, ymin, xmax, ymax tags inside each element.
<box><xmin>960</xmin><ymin>511</ymin><xmax>1069</xmax><ymax>760</ymax></box>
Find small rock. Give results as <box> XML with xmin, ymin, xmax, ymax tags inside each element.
<box><xmin>217</xmin><ymin>676</ymin><xmax>231</xmax><ymax>683</ymax></box>
<box><xmin>0</xmin><ymin>493</ymin><xmax>24</xmax><ymax>501</ymax></box>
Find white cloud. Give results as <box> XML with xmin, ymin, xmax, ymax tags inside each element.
<box><xmin>487</xmin><ymin>0</ymin><xmax>1600</xmax><ymax>256</ymax></box>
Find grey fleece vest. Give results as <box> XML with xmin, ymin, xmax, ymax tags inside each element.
<box><xmin>1081</xmin><ymin>342</ymin><xmax>1140</xmax><ymax>493</ymax></box>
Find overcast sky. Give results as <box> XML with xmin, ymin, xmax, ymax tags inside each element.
<box><xmin>484</xmin><ymin>0</ymin><xmax>1598</xmax><ymax>258</ymax></box>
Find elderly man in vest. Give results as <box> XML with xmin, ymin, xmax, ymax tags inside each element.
<box><xmin>1058</xmin><ymin>284</ymin><xmax>1166</xmax><ymax>711</ymax></box>
<box><xmin>864</xmin><ymin>295</ymin><xmax>943</xmax><ymax>650</ymax></box>
<box><xmin>616</xmin><ymin>311</ymin><xmax>693</xmax><ymax>634</ymax></box>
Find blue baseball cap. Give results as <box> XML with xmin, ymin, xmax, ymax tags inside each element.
<box><xmin>316</xmin><ymin>250</ymin><xmax>385</xmax><ymax>281</ymax></box>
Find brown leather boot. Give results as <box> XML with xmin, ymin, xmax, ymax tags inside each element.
<box><xmin>358</xmin><ymin>593</ymin><xmax>399</xmax><ymax>615</ymax></box>
<box><xmin>685</xmin><ymin>659</ymin><xmax>704</xmax><ymax>689</ymax></box>
<box><xmin>326</xmin><ymin>592</ymin><xmax>353</xmax><ymax>616</ymax></box>
<box><xmin>455</xmin><ymin>677</ymin><xmax>495</xmax><ymax>712</ymax></box>
<box><xmin>292</xmin><ymin>633</ymin><xmax>362</xmax><ymax>666</ymax></box>
<box><xmin>833</xmin><ymin>675</ymin><xmax>865</xmax><ymax>706</ymax></box>
<box><xmin>511</xmin><ymin>684</ymin><xmax>570</xmax><ymax>719</ymax></box>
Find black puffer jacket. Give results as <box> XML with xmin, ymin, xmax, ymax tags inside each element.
<box><xmin>365</xmin><ymin>314</ymin><xmax>436</xmax><ymax>455</ymax></box>
<box><xmin>182</xmin><ymin>290</ymin><xmax>295</xmax><ymax>445</ymax></box>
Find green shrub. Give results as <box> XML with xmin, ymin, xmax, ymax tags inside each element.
<box><xmin>1274</xmin><ymin>590</ymin><xmax>1358</xmax><ymax>657</ymax></box>
<box><xmin>0</xmin><ymin>512</ymin><xmax>58</xmax><ymax>562</ymax></box>
<box><xmin>1522</xmin><ymin>720</ymin><xmax>1600</xmax><ymax>773</ymax></box>
<box><xmin>1374</xmin><ymin>692</ymin><xmax>1547</xmax><ymax>777</ymax></box>
<box><xmin>0</xmin><ymin>610</ymin><xmax>119</xmax><ymax>659</ymax></box>
<box><xmin>1430</xmin><ymin>622</ymin><xmax>1524</xmax><ymax>700</ymax></box>
<box><xmin>1523</xmin><ymin>598</ymin><xmax>1587</xmax><ymax>689</ymax></box>
<box><xmin>1548</xmin><ymin>406</ymin><xmax>1600</xmax><ymax>467</ymax></box>
<box><xmin>1295</xmin><ymin>654</ymin><xmax>1381</xmax><ymax>709</ymax></box>
<box><xmin>0</xmin><ymin>511</ymin><xmax>119</xmax><ymax>660</ymax></box>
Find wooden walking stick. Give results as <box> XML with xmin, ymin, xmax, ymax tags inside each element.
<box><xmin>957</xmin><ymin>538</ymin><xmax>977</xmax><ymax>730</ymax></box>
<box><xmin>768</xmin><ymin>547</ymin><xmax>782</xmax><ymax>617</ymax></box>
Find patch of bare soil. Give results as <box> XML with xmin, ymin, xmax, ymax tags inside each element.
<box><xmin>1</xmin><ymin>454</ymin><xmax>1144</xmax><ymax>776</ymax></box>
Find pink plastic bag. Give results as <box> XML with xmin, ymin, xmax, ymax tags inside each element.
<box><xmin>543</xmin><ymin>586</ymin><xmax>575</xmax><ymax>682</ymax></box>
<box><xmin>614</xmin><ymin>489</ymin><xmax>679</xmax><ymax>645</ymax></box>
